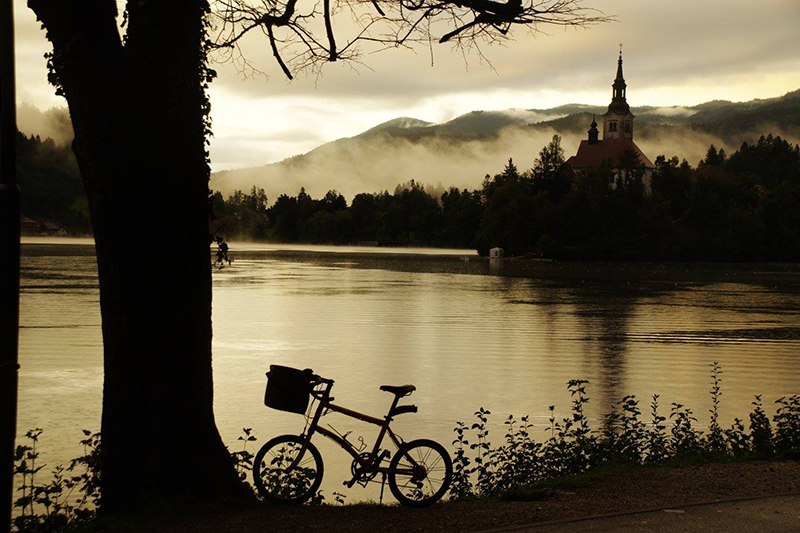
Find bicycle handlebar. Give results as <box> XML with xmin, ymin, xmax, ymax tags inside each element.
<box><xmin>309</xmin><ymin>374</ymin><xmax>335</xmax><ymax>402</ymax></box>
<box><xmin>311</xmin><ymin>373</ymin><xmax>335</xmax><ymax>385</ymax></box>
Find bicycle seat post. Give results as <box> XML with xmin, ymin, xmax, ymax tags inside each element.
<box><xmin>387</xmin><ymin>393</ymin><xmax>400</xmax><ymax>419</ymax></box>
<box><xmin>379</xmin><ymin>384</ymin><xmax>417</xmax><ymax>420</ymax></box>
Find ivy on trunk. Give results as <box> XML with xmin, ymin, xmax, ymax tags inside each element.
<box><xmin>28</xmin><ymin>0</ymin><xmax>244</xmax><ymax>510</ymax></box>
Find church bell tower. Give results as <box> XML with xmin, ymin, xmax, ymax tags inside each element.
<box><xmin>603</xmin><ymin>47</ymin><xmax>634</xmax><ymax>140</ymax></box>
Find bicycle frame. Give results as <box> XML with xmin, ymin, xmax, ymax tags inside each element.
<box><xmin>287</xmin><ymin>379</ymin><xmax>418</xmax><ymax>481</ymax></box>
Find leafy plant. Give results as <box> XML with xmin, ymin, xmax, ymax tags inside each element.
<box><xmin>773</xmin><ymin>395</ymin><xmax>800</xmax><ymax>455</ymax></box>
<box><xmin>469</xmin><ymin>408</ymin><xmax>494</xmax><ymax>496</ymax></box>
<box><xmin>450</xmin><ymin>421</ymin><xmax>473</xmax><ymax>499</ymax></box>
<box><xmin>230</xmin><ymin>427</ymin><xmax>257</xmax><ymax>480</ymax></box>
<box><xmin>645</xmin><ymin>395</ymin><xmax>669</xmax><ymax>463</ymax></box>
<box><xmin>750</xmin><ymin>395</ymin><xmax>773</xmax><ymax>456</ymax></box>
<box><xmin>449</xmin><ymin>365</ymin><xmax>800</xmax><ymax>501</ymax></box>
<box><xmin>706</xmin><ymin>362</ymin><xmax>726</xmax><ymax>454</ymax></box>
<box><xmin>617</xmin><ymin>395</ymin><xmax>646</xmax><ymax>463</ymax></box>
<box><xmin>12</xmin><ymin>429</ymin><xmax>100</xmax><ymax>533</ymax></box>
<box><xmin>725</xmin><ymin>417</ymin><xmax>750</xmax><ymax>456</ymax></box>
<box><xmin>669</xmin><ymin>403</ymin><xmax>701</xmax><ymax>457</ymax></box>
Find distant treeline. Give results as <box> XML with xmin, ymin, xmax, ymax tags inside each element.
<box><xmin>212</xmin><ymin>134</ymin><xmax>800</xmax><ymax>261</ymax></box>
<box><xmin>15</xmin><ymin>126</ymin><xmax>800</xmax><ymax>261</ymax></box>
<box><xmin>16</xmin><ymin>131</ymin><xmax>91</xmax><ymax>233</ymax></box>
<box><xmin>210</xmin><ymin>182</ymin><xmax>479</xmax><ymax>249</ymax></box>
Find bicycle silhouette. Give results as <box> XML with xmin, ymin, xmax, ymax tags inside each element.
<box><xmin>255</xmin><ymin>366</ymin><xmax>452</xmax><ymax>507</ymax></box>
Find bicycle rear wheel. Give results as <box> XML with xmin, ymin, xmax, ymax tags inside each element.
<box><xmin>388</xmin><ymin>439</ymin><xmax>452</xmax><ymax>507</ymax></box>
<box><xmin>253</xmin><ymin>434</ymin><xmax>324</xmax><ymax>504</ymax></box>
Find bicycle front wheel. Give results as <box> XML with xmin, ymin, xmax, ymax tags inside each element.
<box><xmin>253</xmin><ymin>434</ymin><xmax>324</xmax><ymax>504</ymax></box>
<box><xmin>388</xmin><ymin>439</ymin><xmax>452</xmax><ymax>507</ymax></box>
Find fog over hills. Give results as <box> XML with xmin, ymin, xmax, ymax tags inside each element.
<box><xmin>210</xmin><ymin>90</ymin><xmax>800</xmax><ymax>201</ymax></box>
<box><xmin>16</xmin><ymin>89</ymin><xmax>800</xmax><ymax>204</ymax></box>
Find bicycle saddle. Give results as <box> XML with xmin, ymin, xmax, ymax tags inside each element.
<box><xmin>379</xmin><ymin>384</ymin><xmax>416</xmax><ymax>397</ymax></box>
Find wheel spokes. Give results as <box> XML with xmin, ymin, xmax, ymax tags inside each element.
<box><xmin>256</xmin><ymin>438</ymin><xmax>322</xmax><ymax>502</ymax></box>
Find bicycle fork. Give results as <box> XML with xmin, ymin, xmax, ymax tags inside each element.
<box><xmin>284</xmin><ymin>432</ymin><xmax>316</xmax><ymax>473</ymax></box>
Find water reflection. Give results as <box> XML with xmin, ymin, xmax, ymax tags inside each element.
<box><xmin>17</xmin><ymin>239</ymin><xmax>800</xmax><ymax>501</ymax></box>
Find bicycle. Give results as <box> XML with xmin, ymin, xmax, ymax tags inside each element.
<box><xmin>253</xmin><ymin>365</ymin><xmax>453</xmax><ymax>507</ymax></box>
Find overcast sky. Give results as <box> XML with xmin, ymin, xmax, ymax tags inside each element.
<box><xmin>13</xmin><ymin>0</ymin><xmax>800</xmax><ymax>170</ymax></box>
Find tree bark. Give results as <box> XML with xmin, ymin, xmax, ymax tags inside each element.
<box><xmin>28</xmin><ymin>0</ymin><xmax>245</xmax><ymax>510</ymax></box>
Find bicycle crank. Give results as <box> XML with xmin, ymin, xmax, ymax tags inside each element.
<box><xmin>348</xmin><ymin>452</ymin><xmax>379</xmax><ymax>486</ymax></box>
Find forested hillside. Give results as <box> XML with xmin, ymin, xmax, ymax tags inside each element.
<box><xmin>16</xmin><ymin>131</ymin><xmax>90</xmax><ymax>234</ymax></box>
<box><xmin>210</xmin><ymin>90</ymin><xmax>800</xmax><ymax>201</ymax></box>
<box><xmin>17</xmin><ymin>89</ymin><xmax>800</xmax><ymax>246</ymax></box>
<box><xmin>212</xmin><ymin>134</ymin><xmax>800</xmax><ymax>262</ymax></box>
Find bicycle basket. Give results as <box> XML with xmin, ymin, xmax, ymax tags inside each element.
<box><xmin>264</xmin><ymin>365</ymin><xmax>314</xmax><ymax>414</ymax></box>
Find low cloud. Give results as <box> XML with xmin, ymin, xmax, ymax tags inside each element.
<box><xmin>497</xmin><ymin>109</ymin><xmax>567</xmax><ymax>124</ymax></box>
<box><xmin>17</xmin><ymin>102</ymin><xmax>73</xmax><ymax>145</ymax></box>
<box><xmin>644</xmin><ymin>107</ymin><xmax>698</xmax><ymax>118</ymax></box>
<box><xmin>212</xmin><ymin>120</ymin><xmax>800</xmax><ymax>202</ymax></box>
<box><xmin>211</xmin><ymin>127</ymin><xmax>571</xmax><ymax>201</ymax></box>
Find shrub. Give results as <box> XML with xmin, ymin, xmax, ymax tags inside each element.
<box><xmin>450</xmin><ymin>364</ymin><xmax>800</xmax><ymax>500</ymax></box>
<box><xmin>12</xmin><ymin>429</ymin><xmax>100</xmax><ymax>533</ymax></box>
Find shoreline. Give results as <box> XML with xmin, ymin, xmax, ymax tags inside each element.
<box><xmin>19</xmin><ymin>237</ymin><xmax>800</xmax><ymax>270</ymax></box>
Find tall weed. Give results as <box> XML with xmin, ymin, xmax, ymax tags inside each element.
<box><xmin>450</xmin><ymin>364</ymin><xmax>800</xmax><ymax>500</ymax></box>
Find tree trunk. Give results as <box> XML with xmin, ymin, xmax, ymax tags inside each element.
<box><xmin>28</xmin><ymin>0</ymin><xmax>244</xmax><ymax>510</ymax></box>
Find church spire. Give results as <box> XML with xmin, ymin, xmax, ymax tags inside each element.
<box><xmin>603</xmin><ymin>46</ymin><xmax>634</xmax><ymax>140</ymax></box>
<box><xmin>588</xmin><ymin>115</ymin><xmax>599</xmax><ymax>144</ymax></box>
<box><xmin>611</xmin><ymin>46</ymin><xmax>627</xmax><ymax>106</ymax></box>
<box><xmin>606</xmin><ymin>46</ymin><xmax>630</xmax><ymax>116</ymax></box>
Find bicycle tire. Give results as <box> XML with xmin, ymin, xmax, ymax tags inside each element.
<box><xmin>253</xmin><ymin>434</ymin><xmax>324</xmax><ymax>504</ymax></box>
<box><xmin>388</xmin><ymin>438</ymin><xmax>452</xmax><ymax>507</ymax></box>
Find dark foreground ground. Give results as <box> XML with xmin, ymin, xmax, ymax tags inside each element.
<box><xmin>526</xmin><ymin>493</ymin><xmax>800</xmax><ymax>533</ymax></box>
<box><xmin>87</xmin><ymin>461</ymin><xmax>800</xmax><ymax>532</ymax></box>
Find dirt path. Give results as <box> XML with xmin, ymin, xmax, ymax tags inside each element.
<box><xmin>91</xmin><ymin>461</ymin><xmax>800</xmax><ymax>532</ymax></box>
<box><xmin>513</xmin><ymin>493</ymin><xmax>800</xmax><ymax>532</ymax></box>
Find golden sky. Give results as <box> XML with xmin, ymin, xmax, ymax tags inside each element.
<box><xmin>13</xmin><ymin>0</ymin><xmax>800</xmax><ymax>170</ymax></box>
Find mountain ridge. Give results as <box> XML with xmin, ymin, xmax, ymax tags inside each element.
<box><xmin>211</xmin><ymin>88</ymin><xmax>800</xmax><ymax>200</ymax></box>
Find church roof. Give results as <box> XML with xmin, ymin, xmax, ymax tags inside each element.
<box><xmin>566</xmin><ymin>138</ymin><xmax>655</xmax><ymax>170</ymax></box>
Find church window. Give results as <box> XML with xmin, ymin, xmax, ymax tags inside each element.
<box><xmin>625</xmin><ymin>122</ymin><xmax>631</xmax><ymax>134</ymax></box>
<box><xmin>609</xmin><ymin>121</ymin><xmax>618</xmax><ymax>132</ymax></box>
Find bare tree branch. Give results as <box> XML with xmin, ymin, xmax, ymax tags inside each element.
<box><xmin>266</xmin><ymin>24</ymin><xmax>294</xmax><ymax>78</ymax></box>
<box><xmin>371</xmin><ymin>0</ymin><xmax>386</xmax><ymax>16</ymax></box>
<box><xmin>209</xmin><ymin>0</ymin><xmax>613</xmax><ymax>79</ymax></box>
<box><xmin>323</xmin><ymin>0</ymin><xmax>337</xmax><ymax>60</ymax></box>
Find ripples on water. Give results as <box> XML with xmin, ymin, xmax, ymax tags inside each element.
<box><xmin>18</xmin><ymin>238</ymin><xmax>800</xmax><ymax>501</ymax></box>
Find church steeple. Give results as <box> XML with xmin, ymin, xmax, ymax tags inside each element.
<box><xmin>567</xmin><ymin>45</ymin><xmax>655</xmax><ymax>180</ymax></box>
<box><xmin>608</xmin><ymin>47</ymin><xmax>630</xmax><ymax>114</ymax></box>
<box><xmin>588</xmin><ymin>115</ymin><xmax>599</xmax><ymax>144</ymax></box>
<box><xmin>603</xmin><ymin>45</ymin><xmax>634</xmax><ymax>140</ymax></box>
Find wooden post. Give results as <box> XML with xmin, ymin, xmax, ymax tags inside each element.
<box><xmin>0</xmin><ymin>0</ymin><xmax>20</xmax><ymax>530</ymax></box>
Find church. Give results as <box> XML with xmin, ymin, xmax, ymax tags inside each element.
<box><xmin>566</xmin><ymin>51</ymin><xmax>654</xmax><ymax>181</ymax></box>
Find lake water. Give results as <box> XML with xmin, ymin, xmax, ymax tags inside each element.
<box><xmin>17</xmin><ymin>237</ymin><xmax>800</xmax><ymax>501</ymax></box>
